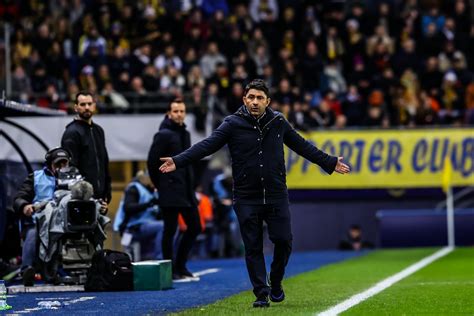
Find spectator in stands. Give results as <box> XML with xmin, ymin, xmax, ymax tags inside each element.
<box><xmin>440</xmin><ymin>71</ymin><xmax>464</xmax><ymax>124</ymax></box>
<box><xmin>36</xmin><ymin>83</ymin><xmax>66</xmax><ymax>111</ymax></box>
<box><xmin>321</xmin><ymin>63</ymin><xmax>347</xmax><ymax>97</ymax></box>
<box><xmin>100</xmin><ymin>82</ymin><xmax>130</xmax><ymax>113</ymax></box>
<box><xmin>201</xmin><ymin>0</ymin><xmax>229</xmax><ymax>17</ymax></box>
<box><xmin>420</xmin><ymin>57</ymin><xmax>443</xmax><ymax>95</ymax></box>
<box><xmin>11</xmin><ymin>65</ymin><xmax>31</xmax><ymax>103</ymax></box>
<box><xmin>273</xmin><ymin>78</ymin><xmax>297</xmax><ymax>105</ymax></box>
<box><xmin>339</xmin><ymin>225</ymin><xmax>374</xmax><ymax>251</ymax></box>
<box><xmin>300</xmin><ymin>40</ymin><xmax>324</xmax><ymax>93</ymax></box>
<box><xmin>344</xmin><ymin>19</ymin><xmax>366</xmax><ymax>70</ymax></box>
<box><xmin>288</xmin><ymin>101</ymin><xmax>310</xmax><ymax>131</ymax></box>
<box><xmin>416</xmin><ymin>90</ymin><xmax>440</xmax><ymax>125</ymax></box>
<box><xmin>231</xmin><ymin>64</ymin><xmax>250</xmax><ymax>87</ymax></box>
<box><xmin>207</xmin><ymin>82</ymin><xmax>228</xmax><ymax>129</ymax></box>
<box><xmin>208</xmin><ymin>9</ymin><xmax>228</xmax><ymax>44</ymax></box>
<box><xmin>130</xmin><ymin>44</ymin><xmax>152</xmax><ymax>77</ymax></box>
<box><xmin>30</xmin><ymin>63</ymin><xmax>49</xmax><ymax>94</ymax></box>
<box><xmin>222</xmin><ymin>27</ymin><xmax>247</xmax><ymax>61</ymax></box>
<box><xmin>366</xmin><ymin>24</ymin><xmax>395</xmax><ymax>57</ymax></box>
<box><xmin>78</xmin><ymin>26</ymin><xmax>106</xmax><ymax>58</ymax></box>
<box><xmin>147</xmin><ymin>98</ymin><xmax>201</xmax><ymax>280</ymax></box>
<box><xmin>200</xmin><ymin>42</ymin><xmax>227</xmax><ymax>79</ymax></box>
<box><xmin>183</xmin><ymin>50</ymin><xmax>201</xmax><ymax>83</ymax></box>
<box><xmin>370</xmin><ymin>2</ymin><xmax>397</xmax><ymax>37</ymax></box>
<box><xmin>61</xmin><ymin>91</ymin><xmax>111</xmax><ymax>206</ymax></box>
<box><xmin>247</xmin><ymin>28</ymin><xmax>269</xmax><ymax>64</ymax></box>
<box><xmin>142</xmin><ymin>65</ymin><xmax>160</xmax><ymax>92</ymax></box>
<box><xmin>154</xmin><ymin>45</ymin><xmax>183</xmax><ymax>73</ymax></box>
<box><xmin>342</xmin><ymin>85</ymin><xmax>366</xmax><ymax>127</ymax></box>
<box><xmin>12</xmin><ymin>28</ymin><xmax>32</xmax><ymax>66</ymax></box>
<box><xmin>227</xmin><ymin>81</ymin><xmax>244</xmax><ymax>113</ymax></box>
<box><xmin>392</xmin><ymin>38</ymin><xmax>421</xmax><ymax>76</ymax></box>
<box><xmin>322</xmin><ymin>26</ymin><xmax>345</xmax><ymax>62</ymax></box>
<box><xmin>465</xmin><ymin>80</ymin><xmax>474</xmax><ymax>124</ymax></box>
<box><xmin>160</xmin><ymin>65</ymin><xmax>186</xmax><ymax>96</ymax></box>
<box><xmin>108</xmin><ymin>46</ymin><xmax>131</xmax><ymax>80</ymax></box>
<box><xmin>210</xmin><ymin>62</ymin><xmax>231</xmax><ymax>98</ymax></box>
<box><xmin>7</xmin><ymin>1</ymin><xmax>474</xmax><ymax>128</ymax></box>
<box><xmin>189</xmin><ymin>86</ymin><xmax>207</xmax><ymax>133</ymax></box>
<box><xmin>128</xmin><ymin>76</ymin><xmax>148</xmax><ymax>110</ymax></box>
<box><xmin>113</xmin><ymin>170</ymin><xmax>163</xmax><ymax>260</ymax></box>
<box><xmin>159</xmin><ymin>79</ymin><xmax>350</xmax><ymax>307</ymax></box>
<box><xmin>78</xmin><ymin>65</ymin><xmax>98</xmax><ymax>95</ymax></box>
<box><xmin>399</xmin><ymin>68</ymin><xmax>421</xmax><ymax>125</ymax></box>
<box><xmin>421</xmin><ymin>7</ymin><xmax>446</xmax><ymax>36</ymax></box>
<box><xmin>365</xmin><ymin>89</ymin><xmax>389</xmax><ymax>127</ymax></box>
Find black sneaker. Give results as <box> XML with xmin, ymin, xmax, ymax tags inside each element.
<box><xmin>178</xmin><ymin>267</ymin><xmax>195</xmax><ymax>278</ymax></box>
<box><xmin>270</xmin><ymin>286</ymin><xmax>285</xmax><ymax>303</ymax></box>
<box><xmin>172</xmin><ymin>273</ymin><xmax>185</xmax><ymax>280</ymax></box>
<box><xmin>253</xmin><ymin>295</ymin><xmax>270</xmax><ymax>308</ymax></box>
<box><xmin>22</xmin><ymin>266</ymin><xmax>35</xmax><ymax>287</ymax></box>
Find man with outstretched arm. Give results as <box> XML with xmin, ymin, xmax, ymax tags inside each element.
<box><xmin>159</xmin><ymin>79</ymin><xmax>350</xmax><ymax>307</ymax></box>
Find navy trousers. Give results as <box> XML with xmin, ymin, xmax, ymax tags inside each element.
<box><xmin>234</xmin><ymin>201</ymin><xmax>293</xmax><ymax>297</ymax></box>
<box><xmin>161</xmin><ymin>206</ymin><xmax>201</xmax><ymax>271</ymax></box>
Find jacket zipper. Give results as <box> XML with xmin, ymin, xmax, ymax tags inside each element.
<box><xmin>90</xmin><ymin>126</ymin><xmax>101</xmax><ymax>191</ymax></box>
<box><xmin>255</xmin><ymin>114</ymin><xmax>280</xmax><ymax>204</ymax></box>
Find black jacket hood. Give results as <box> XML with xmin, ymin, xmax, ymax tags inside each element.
<box><xmin>159</xmin><ymin>116</ymin><xmax>187</xmax><ymax>131</ymax></box>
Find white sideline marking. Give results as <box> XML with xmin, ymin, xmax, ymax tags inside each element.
<box><xmin>317</xmin><ymin>247</ymin><xmax>454</xmax><ymax>316</ymax></box>
<box><xmin>173</xmin><ymin>268</ymin><xmax>221</xmax><ymax>283</ymax></box>
<box><xmin>194</xmin><ymin>268</ymin><xmax>220</xmax><ymax>277</ymax></box>
<box><xmin>13</xmin><ymin>296</ymin><xmax>95</xmax><ymax>314</ymax></box>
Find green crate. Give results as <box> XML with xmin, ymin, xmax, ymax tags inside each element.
<box><xmin>132</xmin><ymin>260</ymin><xmax>172</xmax><ymax>291</ymax></box>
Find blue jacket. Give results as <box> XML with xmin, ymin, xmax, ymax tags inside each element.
<box><xmin>173</xmin><ymin>105</ymin><xmax>337</xmax><ymax>204</ymax></box>
<box><xmin>13</xmin><ymin>168</ymin><xmax>56</xmax><ymax>227</ymax></box>
<box><xmin>33</xmin><ymin>169</ymin><xmax>56</xmax><ymax>204</ymax></box>
<box><xmin>113</xmin><ymin>182</ymin><xmax>159</xmax><ymax>232</ymax></box>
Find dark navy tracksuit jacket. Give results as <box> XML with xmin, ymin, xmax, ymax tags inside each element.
<box><xmin>173</xmin><ymin>105</ymin><xmax>338</xmax><ymax>204</ymax></box>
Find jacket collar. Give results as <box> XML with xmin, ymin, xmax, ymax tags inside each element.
<box><xmin>42</xmin><ymin>166</ymin><xmax>56</xmax><ymax>177</ymax></box>
<box><xmin>236</xmin><ymin>105</ymin><xmax>277</xmax><ymax>125</ymax></box>
<box><xmin>73</xmin><ymin>117</ymin><xmax>95</xmax><ymax>127</ymax></box>
<box><xmin>159</xmin><ymin>116</ymin><xmax>186</xmax><ymax>131</ymax></box>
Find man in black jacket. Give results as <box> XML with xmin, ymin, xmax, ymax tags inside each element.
<box><xmin>159</xmin><ymin>79</ymin><xmax>350</xmax><ymax>307</ymax></box>
<box><xmin>61</xmin><ymin>91</ymin><xmax>112</xmax><ymax>207</ymax></box>
<box><xmin>147</xmin><ymin>99</ymin><xmax>201</xmax><ymax>280</ymax></box>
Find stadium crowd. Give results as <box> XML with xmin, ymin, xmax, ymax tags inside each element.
<box><xmin>1</xmin><ymin>0</ymin><xmax>474</xmax><ymax>127</ymax></box>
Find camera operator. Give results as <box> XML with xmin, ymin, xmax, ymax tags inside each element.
<box><xmin>13</xmin><ymin>148</ymin><xmax>107</xmax><ymax>286</ymax></box>
<box><xmin>37</xmin><ymin>171</ymin><xmax>109</xmax><ymax>267</ymax></box>
<box><xmin>13</xmin><ymin>147</ymin><xmax>72</xmax><ymax>286</ymax></box>
<box><xmin>113</xmin><ymin>170</ymin><xmax>163</xmax><ymax>260</ymax></box>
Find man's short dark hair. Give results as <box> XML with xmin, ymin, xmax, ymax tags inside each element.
<box><xmin>244</xmin><ymin>79</ymin><xmax>270</xmax><ymax>98</ymax></box>
<box><xmin>350</xmin><ymin>224</ymin><xmax>361</xmax><ymax>231</ymax></box>
<box><xmin>75</xmin><ymin>91</ymin><xmax>95</xmax><ymax>104</ymax></box>
<box><xmin>167</xmin><ymin>98</ymin><xmax>185</xmax><ymax>111</ymax></box>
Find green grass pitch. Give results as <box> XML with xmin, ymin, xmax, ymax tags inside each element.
<box><xmin>174</xmin><ymin>248</ymin><xmax>474</xmax><ymax>316</ymax></box>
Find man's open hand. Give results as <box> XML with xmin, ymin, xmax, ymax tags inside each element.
<box><xmin>159</xmin><ymin>157</ymin><xmax>176</xmax><ymax>173</ymax></box>
<box><xmin>335</xmin><ymin>157</ymin><xmax>351</xmax><ymax>174</ymax></box>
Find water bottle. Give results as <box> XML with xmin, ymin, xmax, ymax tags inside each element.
<box><xmin>38</xmin><ymin>300</ymin><xmax>61</xmax><ymax>309</ymax></box>
<box><xmin>0</xmin><ymin>280</ymin><xmax>12</xmax><ymax>310</ymax></box>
